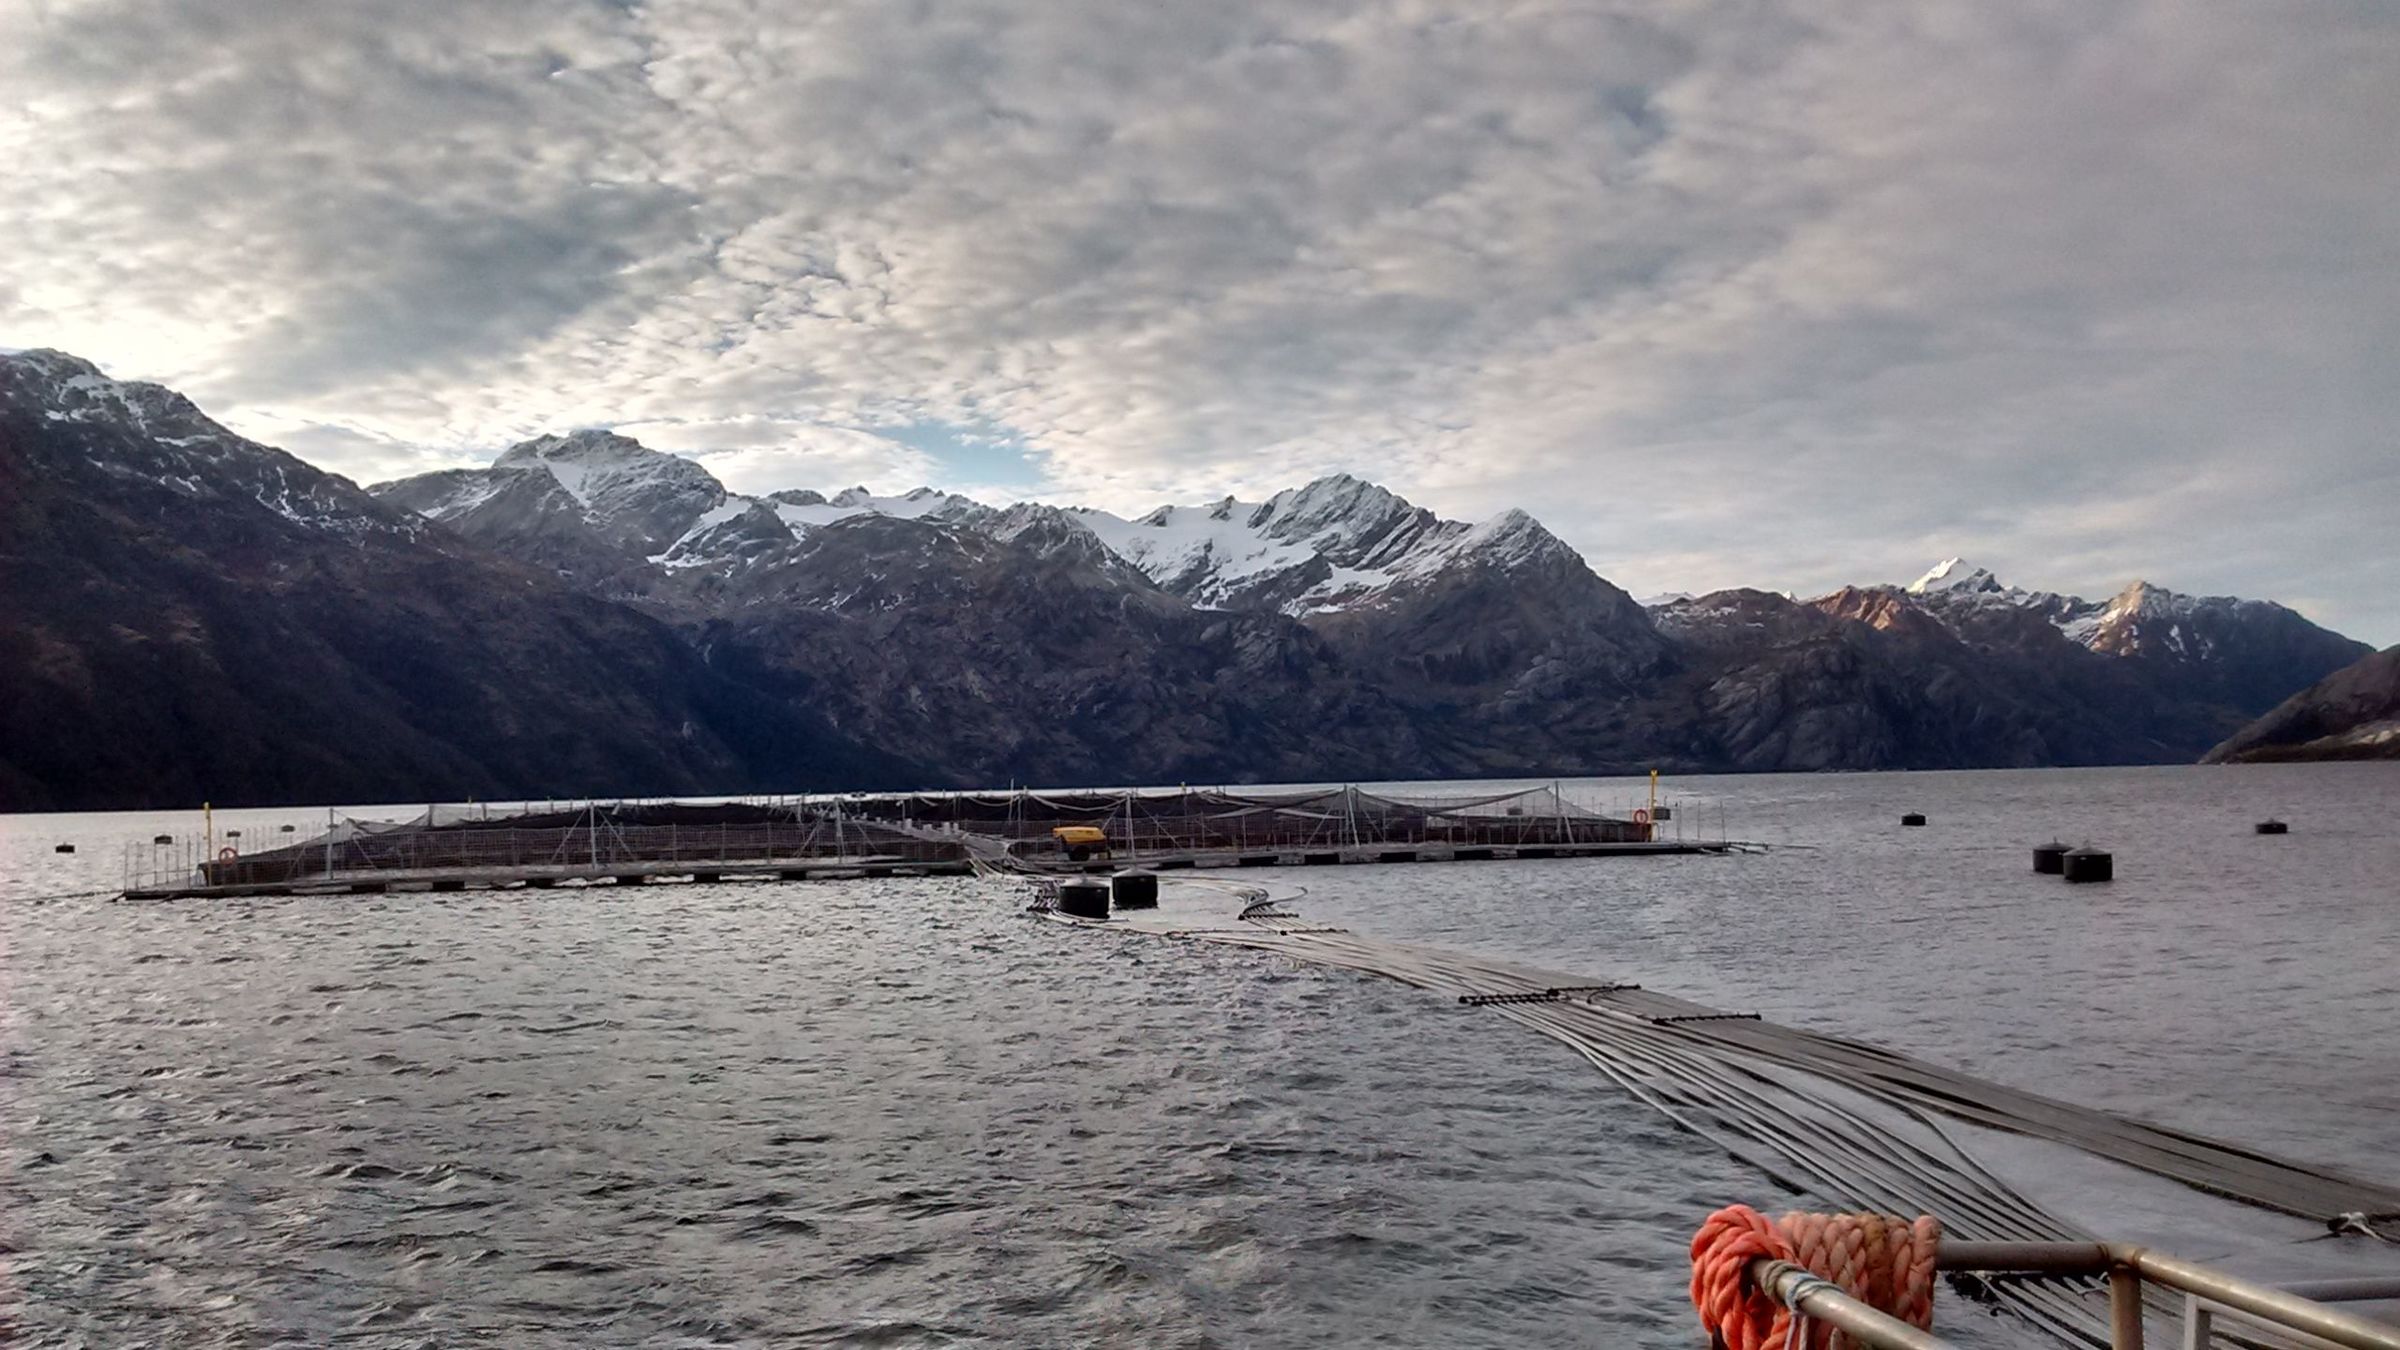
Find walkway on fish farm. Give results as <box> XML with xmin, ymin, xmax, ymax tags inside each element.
<box><xmin>1053</xmin><ymin>901</ymin><xmax>2400</xmax><ymax>1346</ymax></box>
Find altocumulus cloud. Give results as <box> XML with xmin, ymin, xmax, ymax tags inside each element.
<box><xmin>2</xmin><ymin>0</ymin><xmax>2395</xmax><ymax>640</ymax></box>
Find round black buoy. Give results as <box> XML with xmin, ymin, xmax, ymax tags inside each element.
<box><xmin>53</xmin><ymin>843</ymin><xmax>75</xmax><ymax>854</ymax></box>
<box><xmin>2255</xmin><ymin>819</ymin><xmax>2289</xmax><ymax>836</ymax></box>
<box><xmin>2062</xmin><ymin>847</ymin><xmax>2114</xmax><ymax>884</ymax></box>
<box><xmin>1901</xmin><ymin>812</ymin><xmax>1928</xmax><ymax>827</ymax></box>
<box><xmin>1110</xmin><ymin>871</ymin><xmax>1159</xmax><ymax>911</ymax></box>
<box><xmin>1653</xmin><ymin>805</ymin><xmax>1673</xmax><ymax>822</ymax></box>
<box><xmin>1055</xmin><ymin>879</ymin><xmax>1111</xmax><ymax>920</ymax></box>
<box><xmin>2032</xmin><ymin>840</ymin><xmax>2069</xmax><ymax>875</ymax></box>
<box><xmin>152</xmin><ymin>834</ymin><xmax>173</xmax><ymax>845</ymax></box>
<box><xmin>279</xmin><ymin>824</ymin><xmax>297</xmax><ymax>833</ymax></box>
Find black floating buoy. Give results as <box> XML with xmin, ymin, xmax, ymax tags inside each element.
<box><xmin>152</xmin><ymin>834</ymin><xmax>173</xmax><ymax>845</ymax></box>
<box><xmin>279</xmin><ymin>824</ymin><xmax>297</xmax><ymax>833</ymax></box>
<box><xmin>2032</xmin><ymin>840</ymin><xmax>2069</xmax><ymax>875</ymax></box>
<box><xmin>1653</xmin><ymin>805</ymin><xmax>1673</xmax><ymax>821</ymax></box>
<box><xmin>1055</xmin><ymin>879</ymin><xmax>1111</xmax><ymax>920</ymax></box>
<box><xmin>1110</xmin><ymin>871</ymin><xmax>1159</xmax><ymax>911</ymax></box>
<box><xmin>2255</xmin><ymin>819</ymin><xmax>2289</xmax><ymax>836</ymax></box>
<box><xmin>2062</xmin><ymin>847</ymin><xmax>2114</xmax><ymax>884</ymax></box>
<box><xmin>1901</xmin><ymin>813</ymin><xmax>1928</xmax><ymax>827</ymax></box>
<box><xmin>54</xmin><ymin>843</ymin><xmax>75</xmax><ymax>854</ymax></box>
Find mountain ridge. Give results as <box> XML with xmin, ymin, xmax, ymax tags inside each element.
<box><xmin>0</xmin><ymin>351</ymin><xmax>918</xmax><ymax>811</ymax></box>
<box><xmin>1</xmin><ymin>348</ymin><xmax>2377</xmax><ymax>807</ymax></box>
<box><xmin>355</xmin><ymin>424</ymin><xmax>2368</xmax><ymax>775</ymax></box>
<box><xmin>2203</xmin><ymin>646</ymin><xmax>2400</xmax><ymax>763</ymax></box>
<box><xmin>374</xmin><ymin>432</ymin><xmax>2361</xmax><ymax>658</ymax></box>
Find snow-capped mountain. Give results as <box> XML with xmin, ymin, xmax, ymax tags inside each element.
<box><xmin>1</xmin><ymin>348</ymin><xmax>413</xmax><ymax>541</ymax></box>
<box><xmin>1903</xmin><ymin>556</ymin><xmax>2096</xmax><ymax>636</ymax></box>
<box><xmin>1907</xmin><ymin>556</ymin><xmax>2004</xmax><ymax>595</ymax></box>
<box><xmin>8</xmin><ymin>348</ymin><xmax>2377</xmax><ymax>807</ymax></box>
<box><xmin>374</xmin><ymin>435</ymin><xmax>1013</xmax><ymax>589</ymax></box>
<box><xmin>366</xmin><ymin>424</ymin><xmax>2363</xmax><ymax>766</ymax></box>
<box><xmin>2074</xmin><ymin>579</ymin><xmax>2269</xmax><ymax>659</ymax></box>
<box><xmin>493</xmin><ymin>430</ymin><xmax>727</xmax><ymax>555</ymax></box>
<box><xmin>0</xmin><ymin>348</ymin><xmax>901</xmax><ymax>812</ymax></box>
<box><xmin>1065</xmin><ymin>474</ymin><xmax>1587</xmax><ymax>617</ymax></box>
<box><xmin>373</xmin><ymin>439</ymin><xmax>1592</xmax><ymax>623</ymax></box>
<box><xmin>371</xmin><ymin>435</ymin><xmax>1666</xmax><ymax>760</ymax></box>
<box><xmin>776</xmin><ymin>484</ymin><xmax>989</xmax><ymax>530</ymax></box>
<box><xmin>1886</xmin><ymin>555</ymin><xmax>2368</xmax><ymax>705</ymax></box>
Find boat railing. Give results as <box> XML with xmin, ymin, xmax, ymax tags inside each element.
<box><xmin>1749</xmin><ymin>1240</ymin><xmax>2400</xmax><ymax>1349</ymax></box>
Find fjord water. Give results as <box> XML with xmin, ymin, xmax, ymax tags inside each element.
<box><xmin>2</xmin><ymin>765</ymin><xmax>2394</xmax><ymax>1348</ymax></box>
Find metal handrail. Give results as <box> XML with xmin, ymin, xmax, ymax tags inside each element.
<box><xmin>1751</xmin><ymin>1259</ymin><xmax>1948</xmax><ymax>1349</ymax></box>
<box><xmin>1742</xmin><ymin>1240</ymin><xmax>2400</xmax><ymax>1350</ymax></box>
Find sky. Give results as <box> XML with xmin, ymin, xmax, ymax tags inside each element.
<box><xmin>3</xmin><ymin>0</ymin><xmax>2395</xmax><ymax>643</ymax></box>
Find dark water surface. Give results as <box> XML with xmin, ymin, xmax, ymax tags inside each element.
<box><xmin>3</xmin><ymin>764</ymin><xmax>2395</xmax><ymax>1347</ymax></box>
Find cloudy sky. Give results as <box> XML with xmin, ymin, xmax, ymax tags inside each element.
<box><xmin>4</xmin><ymin>0</ymin><xmax>2395</xmax><ymax>640</ymax></box>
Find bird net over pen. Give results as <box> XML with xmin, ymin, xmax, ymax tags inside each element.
<box><xmin>839</xmin><ymin>783</ymin><xmax>1655</xmax><ymax>852</ymax></box>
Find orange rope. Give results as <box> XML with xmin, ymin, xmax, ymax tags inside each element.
<box><xmin>1691</xmin><ymin>1205</ymin><xmax>1941</xmax><ymax>1349</ymax></box>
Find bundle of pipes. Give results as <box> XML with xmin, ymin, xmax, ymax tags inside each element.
<box><xmin>1099</xmin><ymin>911</ymin><xmax>2400</xmax><ymax>1346</ymax></box>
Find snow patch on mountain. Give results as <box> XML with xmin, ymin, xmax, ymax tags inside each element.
<box><xmin>1062</xmin><ymin>475</ymin><xmax>1575</xmax><ymax>615</ymax></box>
<box><xmin>385</xmin><ymin>425</ymin><xmax>1005</xmax><ymax>576</ymax></box>
<box><xmin>2</xmin><ymin>348</ymin><xmax>410</xmax><ymax>539</ymax></box>
<box><xmin>651</xmin><ymin>497</ymin><xmax>756</xmax><ymax>560</ymax></box>
<box><xmin>1068</xmin><ymin>498</ymin><xmax>1323</xmax><ymax>607</ymax></box>
<box><xmin>770</xmin><ymin>485</ymin><xmax>988</xmax><ymax>534</ymax></box>
<box><xmin>1891</xmin><ymin>557</ymin><xmax>2346</xmax><ymax>670</ymax></box>
<box><xmin>5</xmin><ymin>349</ymin><xmax>226</xmax><ymax>446</ymax></box>
<box><xmin>656</xmin><ymin>500</ymin><xmax>795</xmax><ymax>572</ymax></box>
<box><xmin>1907</xmin><ymin>557</ymin><xmax>2008</xmax><ymax>595</ymax></box>
<box><xmin>389</xmin><ymin>466</ymin><xmax>536</xmax><ymax>520</ymax></box>
<box><xmin>1896</xmin><ymin>557</ymin><xmax>2098</xmax><ymax>639</ymax></box>
<box><xmin>494</xmin><ymin>429</ymin><xmax>724</xmax><ymax>543</ymax></box>
<box><xmin>2074</xmin><ymin>580</ymin><xmax>2264</xmax><ymax>660</ymax></box>
<box><xmin>2354</xmin><ymin>720</ymin><xmax>2400</xmax><ymax>748</ymax></box>
<box><xmin>373</xmin><ymin>428</ymin><xmax>1595</xmax><ymax>615</ymax></box>
<box><xmin>1443</xmin><ymin>508</ymin><xmax>1556</xmax><ymax>568</ymax></box>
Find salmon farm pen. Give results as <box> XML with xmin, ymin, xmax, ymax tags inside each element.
<box><xmin>118</xmin><ymin>783</ymin><xmax>1731</xmax><ymax>901</ymax></box>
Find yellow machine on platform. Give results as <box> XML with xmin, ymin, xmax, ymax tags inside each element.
<box><xmin>1051</xmin><ymin>825</ymin><xmax>1110</xmax><ymax>861</ymax></box>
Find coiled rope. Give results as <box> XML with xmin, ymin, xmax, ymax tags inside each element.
<box><xmin>1691</xmin><ymin>1205</ymin><xmax>1940</xmax><ymax>1349</ymax></box>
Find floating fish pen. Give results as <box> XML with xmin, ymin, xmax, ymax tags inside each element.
<box><xmin>120</xmin><ymin>800</ymin><xmax>973</xmax><ymax>900</ymax></box>
<box><xmin>840</xmin><ymin>783</ymin><xmax>1715</xmax><ymax>871</ymax></box>
<box><xmin>119</xmin><ymin>783</ymin><xmax>1729</xmax><ymax>900</ymax></box>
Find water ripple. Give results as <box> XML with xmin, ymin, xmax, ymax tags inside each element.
<box><xmin>4</xmin><ymin>764</ymin><xmax>2395</xmax><ymax>1346</ymax></box>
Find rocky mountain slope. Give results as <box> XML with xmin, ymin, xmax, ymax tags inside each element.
<box><xmin>0</xmin><ymin>350</ymin><xmax>912</xmax><ymax>811</ymax></box>
<box><xmin>1897</xmin><ymin>557</ymin><xmax>2371</xmax><ymax>713</ymax></box>
<box><xmin>685</xmin><ymin>514</ymin><xmax>1431</xmax><ymax>786</ymax></box>
<box><xmin>373</xmin><ymin>436</ymin><xmax>1694</xmax><ymax>777</ymax></box>
<box><xmin>1</xmin><ymin>349</ymin><xmax>2374</xmax><ymax>808</ymax></box>
<box><xmin>372</xmin><ymin>429</ymin><xmax>2368</xmax><ymax>778</ymax></box>
<box><xmin>2203</xmin><ymin>646</ymin><xmax>2400</xmax><ymax>763</ymax></box>
<box><xmin>1643</xmin><ymin>558</ymin><xmax>2375</xmax><ymax>766</ymax></box>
